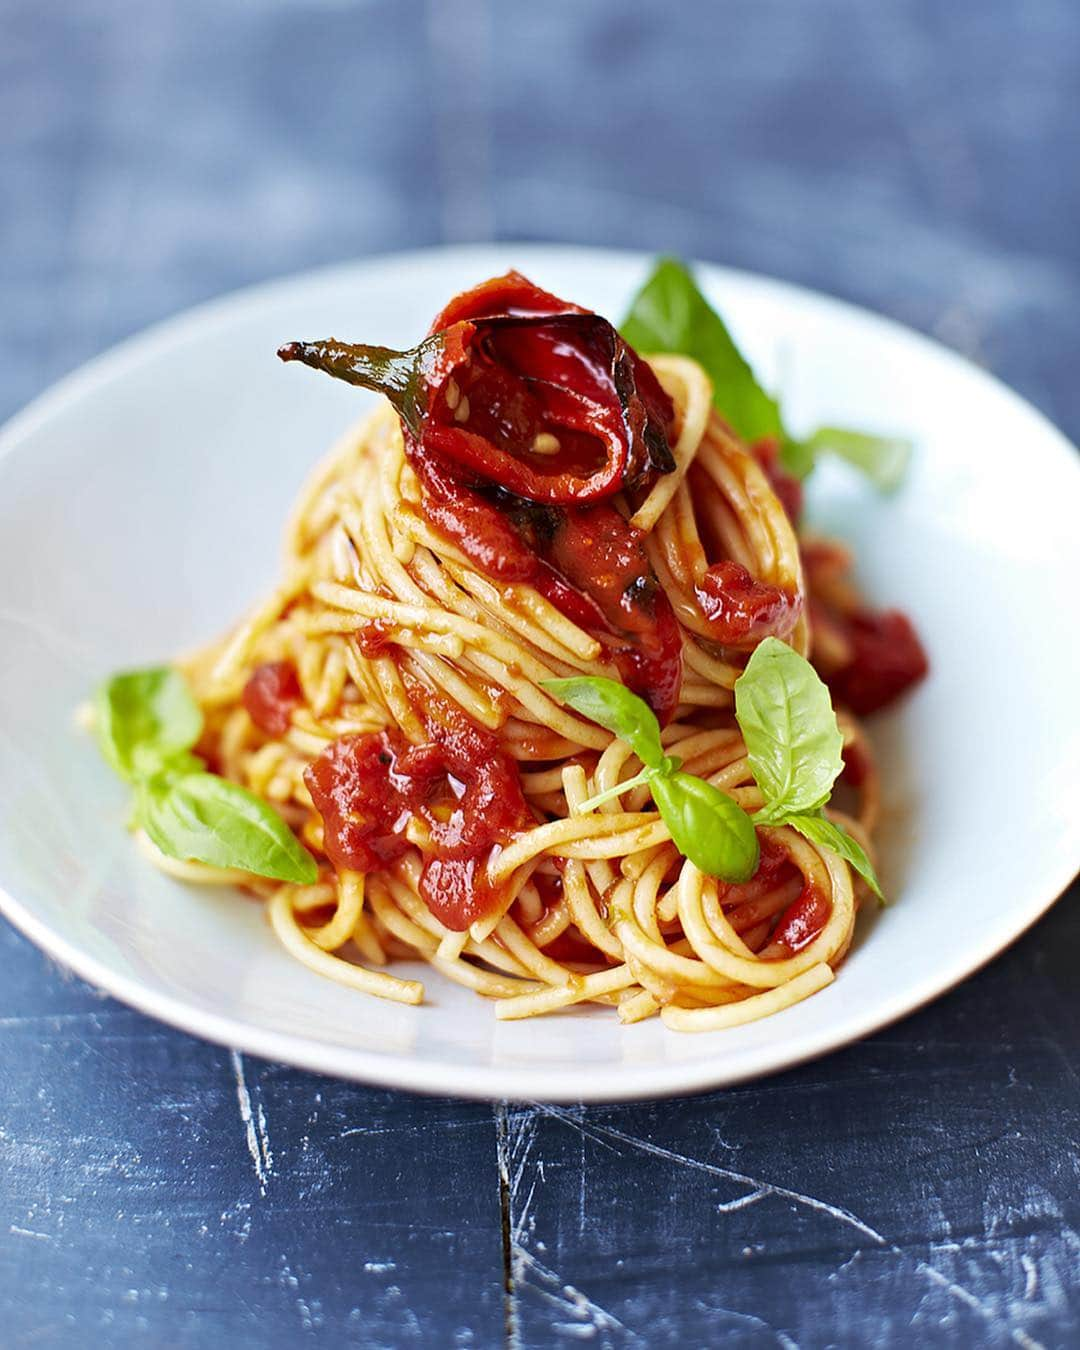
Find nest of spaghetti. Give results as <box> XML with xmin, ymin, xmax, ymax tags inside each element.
<box><xmin>175</xmin><ymin>310</ymin><xmax>899</xmax><ymax>1031</ymax></box>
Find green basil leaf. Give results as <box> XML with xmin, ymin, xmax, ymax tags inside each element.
<box><xmin>137</xmin><ymin>772</ymin><xmax>318</xmax><ymax>884</ymax></box>
<box><xmin>650</xmin><ymin>771</ymin><xmax>759</xmax><ymax>884</ymax></box>
<box><xmin>95</xmin><ymin>667</ymin><xmax>203</xmax><ymax>781</ymax></box>
<box><xmin>735</xmin><ymin>637</ymin><xmax>844</xmax><ymax>818</ymax></box>
<box><xmin>783</xmin><ymin>812</ymin><xmax>884</xmax><ymax>902</ymax></box>
<box><xmin>151</xmin><ymin>751</ymin><xmax>206</xmax><ymax>783</ymax></box>
<box><xmin>801</xmin><ymin>426</ymin><xmax>912</xmax><ymax>493</ymax></box>
<box><xmin>777</xmin><ymin>435</ymin><xmax>817</xmax><ymax>481</ymax></box>
<box><xmin>621</xmin><ymin>257</ymin><xmax>783</xmax><ymax>445</ymax></box>
<box><xmin>542</xmin><ymin>676</ymin><xmax>666</xmax><ymax>771</ymax></box>
<box><xmin>622</xmin><ymin>258</ymin><xmax>911</xmax><ymax>492</ymax></box>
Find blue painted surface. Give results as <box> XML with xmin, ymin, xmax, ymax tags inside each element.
<box><xmin>1</xmin><ymin>2</ymin><xmax>1078</xmax><ymax>1345</ymax></box>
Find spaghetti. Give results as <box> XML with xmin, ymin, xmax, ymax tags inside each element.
<box><xmin>161</xmin><ymin>272</ymin><xmax>925</xmax><ymax>1030</ymax></box>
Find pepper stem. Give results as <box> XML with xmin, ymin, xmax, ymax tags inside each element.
<box><xmin>277</xmin><ymin>337</ymin><xmax>430</xmax><ymax>433</ymax></box>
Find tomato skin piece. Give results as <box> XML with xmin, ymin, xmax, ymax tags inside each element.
<box><xmin>802</xmin><ymin>537</ymin><xmax>928</xmax><ymax>715</ymax></box>
<box><xmin>353</xmin><ymin>621</ymin><xmax>394</xmax><ymax>658</ymax></box>
<box><xmin>772</xmin><ymin>883</ymin><xmax>832</xmax><ymax>953</ymax></box>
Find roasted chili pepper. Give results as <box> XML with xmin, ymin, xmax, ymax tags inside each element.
<box><xmin>543</xmin><ymin>504</ymin><xmax>685</xmax><ymax>722</ymax></box>
<box><xmin>279</xmin><ymin>273</ymin><xmax>686</xmax><ymax>721</ymax></box>
<box><xmin>279</xmin><ymin>314</ymin><xmax>673</xmax><ymax>504</ymax></box>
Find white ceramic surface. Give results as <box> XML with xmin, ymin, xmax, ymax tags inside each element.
<box><xmin>1</xmin><ymin>245</ymin><xmax>1078</xmax><ymax>1102</ymax></box>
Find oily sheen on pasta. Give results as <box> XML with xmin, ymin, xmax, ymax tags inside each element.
<box><xmin>164</xmin><ymin>273</ymin><xmax>924</xmax><ymax>1030</ymax></box>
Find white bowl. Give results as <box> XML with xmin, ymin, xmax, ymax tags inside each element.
<box><xmin>1</xmin><ymin>244</ymin><xmax>1077</xmax><ymax>1102</ymax></box>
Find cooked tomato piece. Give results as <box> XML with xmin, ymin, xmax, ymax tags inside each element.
<box><xmin>304</xmin><ymin>697</ymin><xmax>534</xmax><ymax>930</ymax></box>
<box><xmin>695</xmin><ymin>560</ymin><xmax>801</xmax><ymax>648</ymax></box>
<box><xmin>242</xmin><ymin>661</ymin><xmax>302</xmax><ymax>737</ymax></box>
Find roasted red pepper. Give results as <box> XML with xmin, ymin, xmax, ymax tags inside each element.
<box><xmin>280</xmin><ymin>273</ymin><xmax>686</xmax><ymax>721</ymax></box>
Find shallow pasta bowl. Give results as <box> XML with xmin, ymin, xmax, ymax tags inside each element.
<box><xmin>1</xmin><ymin>244</ymin><xmax>1078</xmax><ymax>1102</ymax></box>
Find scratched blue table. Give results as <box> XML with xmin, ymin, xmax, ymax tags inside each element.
<box><xmin>2</xmin><ymin>4</ymin><xmax>1078</xmax><ymax>1346</ymax></box>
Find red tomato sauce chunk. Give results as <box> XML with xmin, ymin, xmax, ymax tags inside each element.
<box><xmin>243</xmin><ymin>661</ymin><xmax>302</xmax><ymax>737</ymax></box>
<box><xmin>304</xmin><ymin>696</ymin><xmax>533</xmax><ymax>931</ymax></box>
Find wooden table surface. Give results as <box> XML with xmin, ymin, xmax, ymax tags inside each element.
<box><xmin>2</xmin><ymin>3</ymin><xmax>1078</xmax><ymax>1346</ymax></box>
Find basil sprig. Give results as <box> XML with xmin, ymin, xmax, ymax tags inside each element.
<box><xmin>94</xmin><ymin>667</ymin><xmax>318</xmax><ymax>885</ymax></box>
<box><xmin>621</xmin><ymin>257</ymin><xmax>911</xmax><ymax>492</ymax></box>
<box><xmin>733</xmin><ymin>637</ymin><xmax>843</xmax><ymax>822</ymax></box>
<box><xmin>735</xmin><ymin>639</ymin><xmax>882</xmax><ymax>899</ymax></box>
<box><xmin>544</xmin><ymin>676</ymin><xmax>759</xmax><ymax>884</ymax></box>
<box><xmin>541</xmin><ymin>676</ymin><xmax>670</xmax><ymax>772</ymax></box>
<box><xmin>544</xmin><ymin>639</ymin><xmax>882</xmax><ymax>898</ymax></box>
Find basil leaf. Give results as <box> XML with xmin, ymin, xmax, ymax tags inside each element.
<box><xmin>621</xmin><ymin>257</ymin><xmax>783</xmax><ymax>446</ymax></box>
<box><xmin>651</xmin><ymin>771</ymin><xmax>759</xmax><ymax>884</ymax></box>
<box><xmin>152</xmin><ymin>751</ymin><xmax>206</xmax><ymax>782</ymax></box>
<box><xmin>542</xmin><ymin>676</ymin><xmax>666</xmax><ymax>771</ymax></box>
<box><xmin>735</xmin><ymin>638</ymin><xmax>844</xmax><ymax>818</ymax></box>
<box><xmin>801</xmin><ymin>426</ymin><xmax>912</xmax><ymax>493</ymax></box>
<box><xmin>777</xmin><ymin>435</ymin><xmax>817</xmax><ymax>481</ymax></box>
<box><xmin>137</xmin><ymin>772</ymin><xmax>318</xmax><ymax>884</ymax></box>
<box><xmin>543</xmin><ymin>673</ymin><xmax>760</xmax><ymax>882</ymax></box>
<box><xmin>622</xmin><ymin>258</ymin><xmax>911</xmax><ymax>491</ymax></box>
<box><xmin>783</xmin><ymin>812</ymin><xmax>884</xmax><ymax>902</ymax></box>
<box><xmin>95</xmin><ymin>667</ymin><xmax>203</xmax><ymax>781</ymax></box>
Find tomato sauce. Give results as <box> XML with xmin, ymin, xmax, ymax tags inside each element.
<box><xmin>304</xmin><ymin>696</ymin><xmax>534</xmax><ymax>930</ymax></box>
<box><xmin>544</xmin><ymin>503</ymin><xmax>684</xmax><ymax>723</ymax></box>
<box><xmin>243</xmin><ymin>661</ymin><xmax>302</xmax><ymax>737</ymax></box>
<box><xmin>353</xmin><ymin>620</ymin><xmax>395</xmax><ymax>658</ymax></box>
<box><xmin>410</xmin><ymin>451</ymin><xmax>537</xmax><ymax>583</ymax></box>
